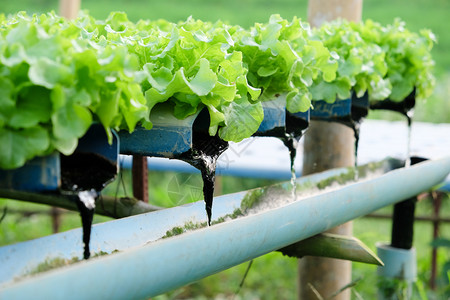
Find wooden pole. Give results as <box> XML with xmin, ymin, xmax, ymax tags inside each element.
<box><xmin>299</xmin><ymin>1</ymin><xmax>362</xmax><ymax>299</ymax></box>
<box><xmin>50</xmin><ymin>207</ymin><xmax>62</xmax><ymax>233</ymax></box>
<box><xmin>307</xmin><ymin>0</ymin><xmax>362</xmax><ymax>27</ymax></box>
<box><xmin>132</xmin><ymin>155</ymin><xmax>149</xmax><ymax>203</ymax></box>
<box><xmin>59</xmin><ymin>0</ymin><xmax>81</xmax><ymax>19</ymax></box>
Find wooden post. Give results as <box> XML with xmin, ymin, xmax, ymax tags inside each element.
<box><xmin>299</xmin><ymin>1</ymin><xmax>362</xmax><ymax>299</ymax></box>
<box><xmin>307</xmin><ymin>0</ymin><xmax>362</xmax><ymax>26</ymax></box>
<box><xmin>50</xmin><ymin>207</ymin><xmax>62</xmax><ymax>233</ymax></box>
<box><xmin>132</xmin><ymin>155</ymin><xmax>149</xmax><ymax>203</ymax></box>
<box><xmin>59</xmin><ymin>0</ymin><xmax>81</xmax><ymax>19</ymax></box>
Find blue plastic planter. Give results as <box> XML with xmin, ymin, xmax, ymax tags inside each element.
<box><xmin>74</xmin><ymin>124</ymin><xmax>119</xmax><ymax>165</ymax></box>
<box><xmin>119</xmin><ymin>104</ymin><xmax>201</xmax><ymax>158</ymax></box>
<box><xmin>0</xmin><ymin>152</ymin><xmax>60</xmax><ymax>192</ymax></box>
<box><xmin>255</xmin><ymin>96</ymin><xmax>286</xmax><ymax>136</ymax></box>
<box><xmin>311</xmin><ymin>93</ymin><xmax>369</xmax><ymax>128</ymax></box>
<box><xmin>290</xmin><ymin>109</ymin><xmax>310</xmax><ymax>122</ymax></box>
<box><xmin>311</xmin><ymin>98</ymin><xmax>352</xmax><ymax>120</ymax></box>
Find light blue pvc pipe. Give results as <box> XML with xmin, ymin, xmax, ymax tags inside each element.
<box><xmin>1</xmin><ymin>157</ymin><xmax>449</xmax><ymax>300</ymax></box>
<box><xmin>0</xmin><ymin>167</ymin><xmax>348</xmax><ymax>285</ymax></box>
<box><xmin>376</xmin><ymin>244</ymin><xmax>417</xmax><ymax>299</ymax></box>
<box><xmin>377</xmin><ymin>244</ymin><xmax>417</xmax><ymax>281</ymax></box>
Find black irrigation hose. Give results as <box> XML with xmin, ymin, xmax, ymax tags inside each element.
<box><xmin>390</xmin><ymin>156</ymin><xmax>428</xmax><ymax>250</ymax></box>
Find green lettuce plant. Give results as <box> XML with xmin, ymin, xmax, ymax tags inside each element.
<box><xmin>377</xmin><ymin>18</ymin><xmax>436</xmax><ymax>102</ymax></box>
<box><xmin>310</xmin><ymin>19</ymin><xmax>390</xmax><ymax>102</ymax></box>
<box><xmin>310</xmin><ymin>18</ymin><xmax>435</xmax><ymax>103</ymax></box>
<box><xmin>84</xmin><ymin>12</ymin><xmax>262</xmax><ymax>142</ymax></box>
<box><xmin>0</xmin><ymin>12</ymin><xmax>148</xmax><ymax>169</ymax></box>
<box><xmin>0</xmin><ymin>12</ymin><xmax>435</xmax><ymax>170</ymax></box>
<box><xmin>231</xmin><ymin>14</ymin><xmax>338</xmax><ymax>112</ymax></box>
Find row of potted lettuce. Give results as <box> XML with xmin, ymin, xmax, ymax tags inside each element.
<box><xmin>0</xmin><ymin>11</ymin><xmax>435</xmax><ymax>169</ymax></box>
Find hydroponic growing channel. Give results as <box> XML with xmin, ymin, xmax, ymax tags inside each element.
<box><xmin>0</xmin><ymin>11</ymin><xmax>445</xmax><ymax>299</ymax></box>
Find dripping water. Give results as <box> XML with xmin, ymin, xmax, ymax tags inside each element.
<box><xmin>369</xmin><ymin>89</ymin><xmax>416</xmax><ymax>168</ymax></box>
<box><xmin>282</xmin><ymin>133</ymin><xmax>300</xmax><ymax>194</ymax></box>
<box><xmin>75</xmin><ymin>190</ymin><xmax>97</xmax><ymax>259</ymax></box>
<box><xmin>182</xmin><ymin>152</ymin><xmax>221</xmax><ymax>225</ymax></box>
<box><xmin>350</xmin><ymin>92</ymin><xmax>369</xmax><ymax>181</ymax></box>
<box><xmin>61</xmin><ymin>152</ymin><xmax>117</xmax><ymax>259</ymax></box>
<box><xmin>405</xmin><ymin>109</ymin><xmax>414</xmax><ymax>168</ymax></box>
<box><xmin>178</xmin><ymin>132</ymin><xmax>228</xmax><ymax>226</ymax></box>
<box><xmin>283</xmin><ymin>111</ymin><xmax>309</xmax><ymax>197</ymax></box>
<box><xmin>339</xmin><ymin>119</ymin><xmax>362</xmax><ymax>181</ymax></box>
<box><xmin>350</xmin><ymin>121</ymin><xmax>361</xmax><ymax>181</ymax></box>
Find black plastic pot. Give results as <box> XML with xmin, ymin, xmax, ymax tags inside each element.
<box><xmin>285</xmin><ymin>109</ymin><xmax>310</xmax><ymax>137</ymax></box>
<box><xmin>370</xmin><ymin>89</ymin><xmax>416</xmax><ymax>117</ymax></box>
<box><xmin>310</xmin><ymin>91</ymin><xmax>369</xmax><ymax>128</ymax></box>
<box><xmin>119</xmin><ymin>103</ymin><xmax>201</xmax><ymax>159</ymax></box>
<box><xmin>351</xmin><ymin>91</ymin><xmax>369</xmax><ymax>124</ymax></box>
<box><xmin>60</xmin><ymin>124</ymin><xmax>119</xmax><ymax>192</ymax></box>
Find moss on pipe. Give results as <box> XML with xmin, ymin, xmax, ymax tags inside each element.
<box><xmin>162</xmin><ymin>159</ymin><xmax>398</xmax><ymax>239</ymax></box>
<box><xmin>24</xmin><ymin>250</ymin><xmax>120</xmax><ymax>276</ymax></box>
<box><xmin>315</xmin><ymin>169</ymin><xmax>356</xmax><ymax>189</ymax></box>
<box><xmin>162</xmin><ymin>207</ymin><xmax>245</xmax><ymax>238</ymax></box>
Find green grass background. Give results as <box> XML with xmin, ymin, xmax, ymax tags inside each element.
<box><xmin>1</xmin><ymin>0</ymin><xmax>450</xmax><ymax>299</ymax></box>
